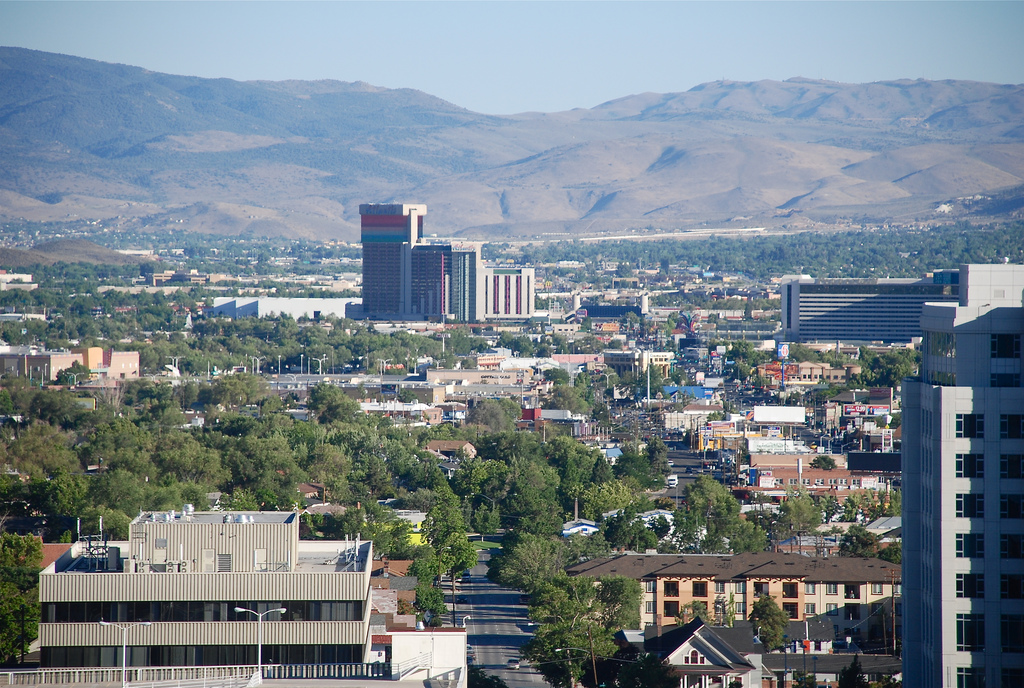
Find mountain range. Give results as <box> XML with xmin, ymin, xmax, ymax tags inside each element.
<box><xmin>1</xmin><ymin>47</ymin><xmax>1022</xmax><ymax>242</ymax></box>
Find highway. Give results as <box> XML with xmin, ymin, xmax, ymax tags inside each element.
<box><xmin>450</xmin><ymin>550</ymin><xmax>548</xmax><ymax>688</ymax></box>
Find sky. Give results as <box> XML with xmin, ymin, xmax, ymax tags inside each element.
<box><xmin>1</xmin><ymin>1</ymin><xmax>1022</xmax><ymax>115</ymax></box>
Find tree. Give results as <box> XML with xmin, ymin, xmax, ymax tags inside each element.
<box><xmin>777</xmin><ymin>491</ymin><xmax>822</xmax><ymax>541</ymax></box>
<box><xmin>467</xmin><ymin>399</ymin><xmax>518</xmax><ymax>433</ymax></box>
<box><xmin>810</xmin><ymin>455</ymin><xmax>836</xmax><ymax>470</ymax></box>
<box><xmin>878</xmin><ymin>540</ymin><xmax>902</xmax><ymax>564</ymax></box>
<box><xmin>308</xmin><ymin>383</ymin><xmax>360</xmax><ymax>424</ymax></box>
<box><xmin>467</xmin><ymin>666</ymin><xmax>512</xmax><ymax>688</ymax></box>
<box><xmin>615</xmin><ymin>653</ymin><xmax>677</xmax><ymax>688</ymax></box>
<box><xmin>749</xmin><ymin>594</ymin><xmax>788</xmax><ymax>652</ymax></box>
<box><xmin>0</xmin><ymin>533</ymin><xmax>42</xmax><ymax>663</ymax></box>
<box><xmin>422</xmin><ymin>487</ymin><xmax>477</xmax><ymax>623</ymax></box>
<box><xmin>839</xmin><ymin>524</ymin><xmax>880</xmax><ymax>558</ymax></box>
<box><xmin>838</xmin><ymin>654</ymin><xmax>869</xmax><ymax>688</ymax></box>
<box><xmin>672</xmin><ymin>476</ymin><xmax>766</xmax><ymax>554</ymax></box>
<box><xmin>522</xmin><ymin>573</ymin><xmax>640</xmax><ymax>688</ymax></box>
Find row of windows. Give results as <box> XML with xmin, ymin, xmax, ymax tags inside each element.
<box><xmin>42</xmin><ymin>600</ymin><xmax>364</xmax><ymax>624</ymax></box>
<box><xmin>955</xmin><ymin>573</ymin><xmax>1024</xmax><ymax>599</ymax></box>
<box><xmin>41</xmin><ymin>644</ymin><xmax>365</xmax><ymax>669</ymax></box>
<box><xmin>652</xmin><ymin>580</ymin><xmax>884</xmax><ymax>597</ymax></box>
<box><xmin>954</xmin><ymin>493</ymin><xmax>1024</xmax><ymax>519</ymax></box>
<box><xmin>957</xmin><ymin>454</ymin><xmax>1024</xmax><ymax>479</ymax></box>
<box><xmin>955</xmin><ymin>414</ymin><xmax>1024</xmax><ymax>438</ymax></box>
<box><xmin>957</xmin><ymin>667</ymin><xmax>1024</xmax><ymax>688</ymax></box>
<box><xmin>956</xmin><ymin>614</ymin><xmax>1024</xmax><ymax>652</ymax></box>
<box><xmin>956</xmin><ymin>533</ymin><xmax>1024</xmax><ymax>558</ymax></box>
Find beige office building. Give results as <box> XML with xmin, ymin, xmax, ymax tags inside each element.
<box><xmin>39</xmin><ymin>510</ymin><xmax>373</xmax><ymax>668</ymax></box>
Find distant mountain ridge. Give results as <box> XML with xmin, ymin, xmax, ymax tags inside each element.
<box><xmin>0</xmin><ymin>47</ymin><xmax>1021</xmax><ymax>240</ymax></box>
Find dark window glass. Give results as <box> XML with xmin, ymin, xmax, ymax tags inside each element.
<box><xmin>956</xmin><ymin>454</ymin><xmax>985</xmax><ymax>478</ymax></box>
<box><xmin>956</xmin><ymin>414</ymin><xmax>985</xmax><ymax>438</ymax></box>
<box><xmin>957</xmin><ymin>573</ymin><xmax>985</xmax><ymax>598</ymax></box>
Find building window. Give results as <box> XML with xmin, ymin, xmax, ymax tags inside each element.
<box><xmin>735</xmin><ymin>602</ymin><xmax>746</xmax><ymax>616</ymax></box>
<box><xmin>692</xmin><ymin>582</ymin><xmax>707</xmax><ymax>598</ymax></box>
<box><xmin>871</xmin><ymin>583</ymin><xmax>884</xmax><ymax>595</ymax></box>
<box><xmin>826</xmin><ymin>603</ymin><xmax>838</xmax><ymax>616</ymax></box>
<box><xmin>844</xmin><ymin>584</ymin><xmax>860</xmax><ymax>600</ymax></box>
<box><xmin>956</xmin><ymin>414</ymin><xmax>985</xmax><ymax>438</ymax></box>
<box><xmin>663</xmin><ymin>601</ymin><xmax>679</xmax><ymax>618</ymax></box>
<box><xmin>956</xmin><ymin>573</ymin><xmax>985</xmax><ymax>598</ymax></box>
<box><xmin>1002</xmin><ymin>575</ymin><xmax>1024</xmax><ymax>599</ymax></box>
<box><xmin>663</xmin><ymin>581</ymin><xmax>679</xmax><ymax>597</ymax></box>
<box><xmin>1002</xmin><ymin>455</ymin><xmax>1024</xmax><ymax>479</ymax></box>
<box><xmin>992</xmin><ymin>373</ymin><xmax>1021</xmax><ymax>388</ymax></box>
<box><xmin>645</xmin><ymin>580</ymin><xmax>655</xmax><ymax>593</ymax></box>
<box><xmin>783</xmin><ymin>603</ymin><xmax>799</xmax><ymax>619</ymax></box>
<box><xmin>956</xmin><ymin>454</ymin><xmax>985</xmax><ymax>478</ymax></box>
<box><xmin>805</xmin><ymin>583</ymin><xmax>816</xmax><ymax>595</ymax></box>
<box><xmin>645</xmin><ymin>601</ymin><xmax>655</xmax><ymax>614</ymax></box>
<box><xmin>826</xmin><ymin>583</ymin><xmax>838</xmax><ymax>595</ymax></box>
<box><xmin>844</xmin><ymin>604</ymin><xmax>861</xmax><ymax>621</ymax></box>
<box><xmin>1002</xmin><ymin>534</ymin><xmax>1024</xmax><ymax>559</ymax></box>
<box><xmin>1002</xmin><ymin>614</ymin><xmax>1024</xmax><ymax>653</ymax></box>
<box><xmin>1002</xmin><ymin>415</ymin><xmax>1024</xmax><ymax>439</ymax></box>
<box><xmin>957</xmin><ymin>534</ymin><xmax>985</xmax><ymax>558</ymax></box>
<box><xmin>1003</xmin><ymin>495</ymin><xmax>1024</xmax><ymax>519</ymax></box>
<box><xmin>957</xmin><ymin>667</ymin><xmax>985</xmax><ymax>688</ymax></box>
<box><xmin>735</xmin><ymin>581</ymin><xmax>746</xmax><ymax>594</ymax></box>
<box><xmin>783</xmin><ymin>583</ymin><xmax>798</xmax><ymax>599</ymax></box>
<box><xmin>805</xmin><ymin>603</ymin><xmax>816</xmax><ymax>615</ymax></box>
<box><xmin>992</xmin><ymin>334</ymin><xmax>1021</xmax><ymax>359</ymax></box>
<box><xmin>1003</xmin><ymin>668</ymin><xmax>1024</xmax><ymax>687</ymax></box>
<box><xmin>714</xmin><ymin>581</ymin><xmax>725</xmax><ymax>594</ymax></box>
<box><xmin>957</xmin><ymin>613</ymin><xmax>985</xmax><ymax>651</ymax></box>
<box><xmin>753</xmin><ymin>582</ymin><xmax>768</xmax><ymax>597</ymax></box>
<box><xmin>956</xmin><ymin>493</ymin><xmax>985</xmax><ymax>518</ymax></box>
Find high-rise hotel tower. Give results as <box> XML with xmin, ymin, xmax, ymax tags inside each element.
<box><xmin>903</xmin><ymin>264</ymin><xmax>1024</xmax><ymax>688</ymax></box>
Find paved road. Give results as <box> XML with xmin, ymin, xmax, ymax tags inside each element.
<box><xmin>450</xmin><ymin>550</ymin><xmax>547</xmax><ymax>688</ymax></box>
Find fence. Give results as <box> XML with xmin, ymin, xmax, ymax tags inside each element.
<box><xmin>0</xmin><ymin>663</ymin><xmax>392</xmax><ymax>686</ymax></box>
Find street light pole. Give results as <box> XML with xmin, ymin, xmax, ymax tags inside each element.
<box><xmin>98</xmin><ymin>620</ymin><xmax>151</xmax><ymax>688</ymax></box>
<box><xmin>234</xmin><ymin>606</ymin><xmax>286</xmax><ymax>680</ymax></box>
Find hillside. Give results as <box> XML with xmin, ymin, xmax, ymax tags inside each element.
<box><xmin>0</xmin><ymin>239</ymin><xmax>146</xmax><ymax>267</ymax></box>
<box><xmin>1</xmin><ymin>47</ymin><xmax>1022</xmax><ymax>240</ymax></box>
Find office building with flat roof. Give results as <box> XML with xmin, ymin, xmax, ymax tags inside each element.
<box><xmin>39</xmin><ymin>509</ymin><xmax>374</xmax><ymax>668</ymax></box>
<box><xmin>902</xmin><ymin>263</ymin><xmax>1024</xmax><ymax>687</ymax></box>
<box><xmin>781</xmin><ymin>271</ymin><xmax>960</xmax><ymax>343</ymax></box>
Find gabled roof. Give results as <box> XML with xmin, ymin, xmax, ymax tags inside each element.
<box><xmin>645</xmin><ymin>619</ymin><xmax>755</xmax><ymax>670</ymax></box>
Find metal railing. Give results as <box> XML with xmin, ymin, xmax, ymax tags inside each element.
<box><xmin>0</xmin><ymin>663</ymin><xmax>392</xmax><ymax>686</ymax></box>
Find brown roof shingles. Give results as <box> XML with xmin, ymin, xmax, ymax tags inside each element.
<box><xmin>566</xmin><ymin>551</ymin><xmax>898</xmax><ymax>583</ymax></box>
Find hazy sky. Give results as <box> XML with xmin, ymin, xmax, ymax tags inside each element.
<box><xmin>2</xmin><ymin>1</ymin><xmax>1022</xmax><ymax>114</ymax></box>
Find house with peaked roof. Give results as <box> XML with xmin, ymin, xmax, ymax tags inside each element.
<box><xmin>643</xmin><ymin>618</ymin><xmax>761</xmax><ymax>688</ymax></box>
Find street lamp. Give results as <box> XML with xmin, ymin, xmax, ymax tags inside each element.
<box><xmin>461</xmin><ymin>615</ymin><xmax>471</xmax><ymax>628</ymax></box>
<box><xmin>556</xmin><ymin>642</ymin><xmax>598</xmax><ymax>688</ymax></box>
<box><xmin>234</xmin><ymin>606</ymin><xmax>286</xmax><ymax>679</ymax></box>
<box><xmin>98</xmin><ymin>620</ymin><xmax>151</xmax><ymax>688</ymax></box>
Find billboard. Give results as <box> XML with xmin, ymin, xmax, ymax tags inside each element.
<box><xmin>752</xmin><ymin>406</ymin><xmax>806</xmax><ymax>424</ymax></box>
<box><xmin>843</xmin><ymin>404</ymin><xmax>890</xmax><ymax>416</ymax></box>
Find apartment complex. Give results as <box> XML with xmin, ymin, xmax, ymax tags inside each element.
<box><xmin>781</xmin><ymin>271</ymin><xmax>960</xmax><ymax>343</ymax></box>
<box><xmin>902</xmin><ymin>263</ymin><xmax>1024</xmax><ymax>688</ymax></box>
<box><xmin>0</xmin><ymin>346</ymin><xmax>139</xmax><ymax>381</ymax></box>
<box><xmin>39</xmin><ymin>510</ymin><xmax>374</xmax><ymax>668</ymax></box>
<box><xmin>567</xmin><ymin>552</ymin><xmax>901</xmax><ymax>647</ymax></box>
<box><xmin>351</xmin><ymin>203</ymin><xmax>533</xmax><ymax>322</ymax></box>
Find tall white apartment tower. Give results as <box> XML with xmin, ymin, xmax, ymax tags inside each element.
<box><xmin>903</xmin><ymin>264</ymin><xmax>1024</xmax><ymax>688</ymax></box>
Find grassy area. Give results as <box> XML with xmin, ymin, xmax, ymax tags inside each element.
<box><xmin>472</xmin><ymin>539</ymin><xmax>503</xmax><ymax>550</ymax></box>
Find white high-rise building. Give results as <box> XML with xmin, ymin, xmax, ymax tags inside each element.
<box><xmin>903</xmin><ymin>264</ymin><xmax>1024</xmax><ymax>688</ymax></box>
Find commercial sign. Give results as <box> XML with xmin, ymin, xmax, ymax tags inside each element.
<box><xmin>843</xmin><ymin>404</ymin><xmax>890</xmax><ymax>416</ymax></box>
<box><xmin>777</xmin><ymin>343</ymin><xmax>790</xmax><ymax>359</ymax></box>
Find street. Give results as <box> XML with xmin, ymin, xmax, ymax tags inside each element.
<box><xmin>452</xmin><ymin>550</ymin><xmax>548</xmax><ymax>688</ymax></box>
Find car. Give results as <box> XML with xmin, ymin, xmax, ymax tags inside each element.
<box><xmin>507</xmin><ymin>658</ymin><xmax>521</xmax><ymax>670</ymax></box>
<box><xmin>456</xmin><ymin>596</ymin><xmax>468</xmax><ymax>604</ymax></box>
